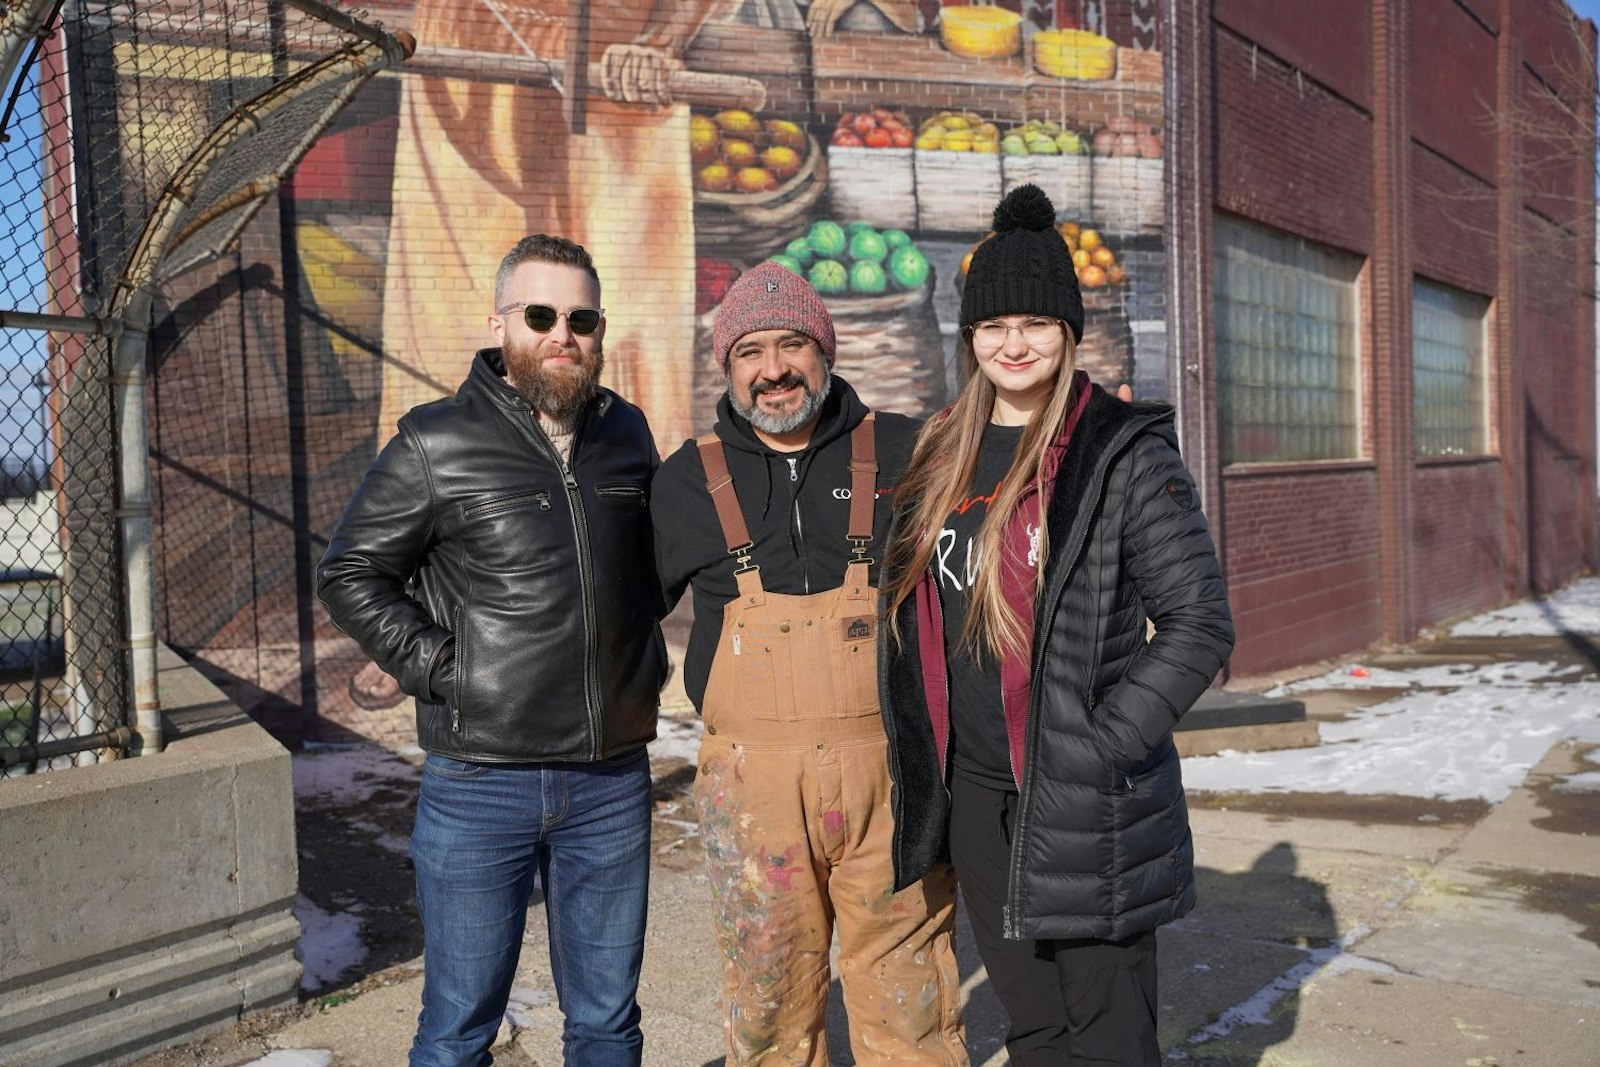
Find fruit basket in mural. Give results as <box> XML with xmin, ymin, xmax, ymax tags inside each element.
<box><xmin>913</xmin><ymin>110</ymin><xmax>1005</xmax><ymax>234</ymax></box>
<box><xmin>998</xmin><ymin>119</ymin><xmax>1092</xmax><ymax>220</ymax></box>
<box><xmin>1090</xmin><ymin>116</ymin><xmax>1164</xmax><ymax>234</ymax></box>
<box><xmin>826</xmin><ymin>107</ymin><xmax>917</xmax><ymax>230</ymax></box>
<box><xmin>692</xmin><ymin>108</ymin><xmax>828</xmax><ymax>258</ymax></box>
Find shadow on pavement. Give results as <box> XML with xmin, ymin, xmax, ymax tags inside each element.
<box><xmin>1539</xmin><ymin>597</ymin><xmax>1600</xmax><ymax>675</ymax></box>
<box><xmin>1164</xmin><ymin>842</ymin><xmax>1338</xmax><ymax>1065</ymax></box>
<box><xmin>705</xmin><ymin>842</ymin><xmax>1338</xmax><ymax>1065</ymax></box>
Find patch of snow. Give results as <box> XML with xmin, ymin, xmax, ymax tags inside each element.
<box><xmin>1187</xmin><ymin>930</ymin><xmax>1389</xmax><ymax>1045</ymax></box>
<box><xmin>1267</xmin><ymin>660</ymin><xmax>1579</xmax><ymax>696</ymax></box>
<box><xmin>345</xmin><ymin>817</ymin><xmax>412</xmax><ymax>856</ymax></box>
<box><xmin>1553</xmin><ymin>771</ymin><xmax>1600</xmax><ymax>794</ymax></box>
<box><xmin>294</xmin><ymin>894</ymin><xmax>366</xmax><ymax>992</ymax></box>
<box><xmin>651</xmin><ymin>716</ymin><xmax>703</xmax><ymax>765</ymax></box>
<box><xmin>375</xmin><ymin>832</ymin><xmax>412</xmax><ymax>855</ymax></box>
<box><xmin>505</xmin><ymin>984</ymin><xmax>554</xmax><ymax>1029</ymax></box>
<box><xmin>1449</xmin><ymin>578</ymin><xmax>1600</xmax><ymax>637</ymax></box>
<box><xmin>241</xmin><ymin>1054</ymin><xmax>333</xmax><ymax>1067</ymax></box>
<box><xmin>242</xmin><ymin>1054</ymin><xmax>333</xmax><ymax>1067</ymax></box>
<box><xmin>293</xmin><ymin>744</ymin><xmax>419</xmax><ymax>803</ymax></box>
<box><xmin>1569</xmin><ymin>720</ymin><xmax>1600</xmax><ymax>746</ymax></box>
<box><xmin>1184</xmin><ymin>683</ymin><xmax>1600</xmax><ymax>803</ymax></box>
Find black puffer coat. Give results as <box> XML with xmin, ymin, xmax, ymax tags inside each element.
<box><xmin>881</xmin><ymin>388</ymin><xmax>1234</xmax><ymax>940</ymax></box>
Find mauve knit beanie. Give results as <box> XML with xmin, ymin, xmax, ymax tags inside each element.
<box><xmin>712</xmin><ymin>261</ymin><xmax>838</xmax><ymax>372</ymax></box>
<box><xmin>960</xmin><ymin>183</ymin><xmax>1084</xmax><ymax>342</ymax></box>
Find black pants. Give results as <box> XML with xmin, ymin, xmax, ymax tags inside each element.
<box><xmin>948</xmin><ymin>775</ymin><xmax>1160</xmax><ymax>1067</ymax></box>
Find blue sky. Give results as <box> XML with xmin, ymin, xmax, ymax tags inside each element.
<box><xmin>1556</xmin><ymin>1</ymin><xmax>1600</xmax><ymax>200</ymax></box>
<box><xmin>0</xmin><ymin>65</ymin><xmax>46</xmax><ymax>471</ymax></box>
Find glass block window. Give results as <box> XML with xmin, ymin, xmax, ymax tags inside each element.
<box><xmin>1214</xmin><ymin>214</ymin><xmax>1363</xmax><ymax>464</ymax></box>
<box><xmin>1413</xmin><ymin>279</ymin><xmax>1489</xmax><ymax>457</ymax></box>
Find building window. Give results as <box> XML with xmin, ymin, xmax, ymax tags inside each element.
<box><xmin>1412</xmin><ymin>279</ymin><xmax>1489</xmax><ymax>457</ymax></box>
<box><xmin>1213</xmin><ymin>214</ymin><xmax>1362</xmax><ymax>464</ymax></box>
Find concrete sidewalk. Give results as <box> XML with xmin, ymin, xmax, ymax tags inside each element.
<box><xmin>131</xmin><ymin>630</ymin><xmax>1600</xmax><ymax>1067</ymax></box>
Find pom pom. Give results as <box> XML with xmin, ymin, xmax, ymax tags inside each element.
<box><xmin>991</xmin><ymin>184</ymin><xmax>1056</xmax><ymax>233</ymax></box>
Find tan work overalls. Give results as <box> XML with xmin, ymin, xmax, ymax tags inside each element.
<box><xmin>692</xmin><ymin>416</ymin><xmax>966</xmax><ymax>1066</ymax></box>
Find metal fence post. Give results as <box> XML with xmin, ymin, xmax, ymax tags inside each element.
<box><xmin>113</xmin><ymin>287</ymin><xmax>160</xmax><ymax>755</ymax></box>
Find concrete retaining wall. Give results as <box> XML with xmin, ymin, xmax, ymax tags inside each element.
<box><xmin>0</xmin><ymin>645</ymin><xmax>301</xmax><ymax>1066</ymax></box>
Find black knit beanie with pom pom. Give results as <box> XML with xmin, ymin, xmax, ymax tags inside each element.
<box><xmin>960</xmin><ymin>183</ymin><xmax>1084</xmax><ymax>342</ymax></box>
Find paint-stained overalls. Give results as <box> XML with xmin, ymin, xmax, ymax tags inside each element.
<box><xmin>691</xmin><ymin>415</ymin><xmax>967</xmax><ymax>1066</ymax></box>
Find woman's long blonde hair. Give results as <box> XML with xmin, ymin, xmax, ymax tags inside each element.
<box><xmin>884</xmin><ymin>326</ymin><xmax>1079</xmax><ymax>663</ymax></box>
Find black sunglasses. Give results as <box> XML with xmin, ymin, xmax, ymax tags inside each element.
<box><xmin>500</xmin><ymin>302</ymin><xmax>605</xmax><ymax>336</ymax></box>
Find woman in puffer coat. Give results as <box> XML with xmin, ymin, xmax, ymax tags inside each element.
<box><xmin>879</xmin><ymin>184</ymin><xmax>1234</xmax><ymax>1066</ymax></box>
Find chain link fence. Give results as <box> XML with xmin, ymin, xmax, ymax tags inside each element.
<box><xmin>0</xmin><ymin>0</ymin><xmax>407</xmax><ymax>776</ymax></box>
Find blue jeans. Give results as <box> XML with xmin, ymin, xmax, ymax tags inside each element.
<box><xmin>409</xmin><ymin>747</ymin><xmax>652</xmax><ymax>1067</ymax></box>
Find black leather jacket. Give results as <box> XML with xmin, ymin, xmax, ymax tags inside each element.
<box><xmin>317</xmin><ymin>349</ymin><xmax>667</xmax><ymax>762</ymax></box>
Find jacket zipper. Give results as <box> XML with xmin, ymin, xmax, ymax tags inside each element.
<box><xmin>526</xmin><ymin>412</ymin><xmax>604</xmax><ymax>760</ymax></box>
<box><xmin>596</xmin><ymin>483</ymin><xmax>645</xmax><ymax>501</ymax></box>
<box><xmin>1003</xmin><ymin>410</ymin><xmax>1167</xmax><ymax>940</ymax></box>
<box><xmin>450</xmin><ymin>605</ymin><xmax>463</xmax><ymax>733</ymax></box>
<box><xmin>463</xmin><ymin>489</ymin><xmax>551</xmax><ymax>518</ymax></box>
<box><xmin>566</xmin><ymin>455</ymin><xmax>603</xmax><ymax>761</ymax></box>
<box><xmin>785</xmin><ymin>456</ymin><xmax>810</xmax><ymax>594</ymax></box>
<box><xmin>1084</xmin><ymin>690</ymin><xmax>1132</xmax><ymax>792</ymax></box>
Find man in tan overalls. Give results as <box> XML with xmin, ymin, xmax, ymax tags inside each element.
<box><xmin>653</xmin><ymin>262</ymin><xmax>967</xmax><ymax>1065</ymax></box>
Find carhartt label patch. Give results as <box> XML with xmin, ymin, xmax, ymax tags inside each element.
<box><xmin>843</xmin><ymin>617</ymin><xmax>873</xmax><ymax>641</ymax></box>
<box><xmin>1164</xmin><ymin>476</ymin><xmax>1196</xmax><ymax>511</ymax></box>
<box><xmin>732</xmin><ymin>633</ymin><xmax>742</xmax><ymax>656</ymax></box>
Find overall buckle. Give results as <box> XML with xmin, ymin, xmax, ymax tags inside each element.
<box><xmin>729</xmin><ymin>541</ymin><xmax>759</xmax><ymax>574</ymax></box>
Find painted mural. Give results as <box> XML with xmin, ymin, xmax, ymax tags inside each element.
<box><xmin>137</xmin><ymin>0</ymin><xmax>1168</xmax><ymax>740</ymax></box>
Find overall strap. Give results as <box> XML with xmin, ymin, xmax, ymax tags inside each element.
<box><xmin>696</xmin><ymin>435</ymin><xmax>765</xmax><ymax>600</ymax></box>
<box><xmin>847</xmin><ymin>413</ymin><xmax>878</xmax><ymax>564</ymax></box>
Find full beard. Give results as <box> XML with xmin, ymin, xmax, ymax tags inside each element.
<box><xmin>505</xmin><ymin>337</ymin><xmax>604</xmax><ymax>423</ymax></box>
<box><xmin>729</xmin><ymin>367</ymin><xmax>832</xmax><ymax>435</ymax></box>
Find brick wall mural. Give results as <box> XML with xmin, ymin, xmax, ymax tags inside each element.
<box><xmin>129</xmin><ymin>0</ymin><xmax>1168</xmax><ymax>741</ymax></box>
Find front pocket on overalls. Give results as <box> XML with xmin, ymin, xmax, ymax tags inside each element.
<box><xmin>728</xmin><ymin>616</ymin><xmax>796</xmax><ymax>722</ymax></box>
<box><xmin>829</xmin><ymin>609</ymin><xmax>880</xmax><ymax>718</ymax></box>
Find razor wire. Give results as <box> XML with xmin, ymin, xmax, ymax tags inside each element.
<box><xmin>0</xmin><ymin>0</ymin><xmax>408</xmax><ymax>775</ymax></box>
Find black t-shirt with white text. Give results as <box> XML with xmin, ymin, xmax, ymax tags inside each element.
<box><xmin>936</xmin><ymin>423</ymin><xmax>1025</xmax><ymax>791</ymax></box>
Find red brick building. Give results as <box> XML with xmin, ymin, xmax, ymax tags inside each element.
<box><xmin>1168</xmin><ymin>0</ymin><xmax>1598</xmax><ymax>676</ymax></box>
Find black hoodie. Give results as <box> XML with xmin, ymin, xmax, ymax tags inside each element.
<box><xmin>653</xmin><ymin>377</ymin><xmax>921</xmax><ymax>710</ymax></box>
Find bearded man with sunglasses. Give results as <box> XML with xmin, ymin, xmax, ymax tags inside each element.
<box><xmin>319</xmin><ymin>234</ymin><xmax>667</xmax><ymax>1067</ymax></box>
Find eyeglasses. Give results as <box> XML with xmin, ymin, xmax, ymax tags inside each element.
<box><xmin>966</xmin><ymin>318</ymin><xmax>1065</xmax><ymax>350</ymax></box>
<box><xmin>499</xmin><ymin>302</ymin><xmax>605</xmax><ymax>336</ymax></box>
